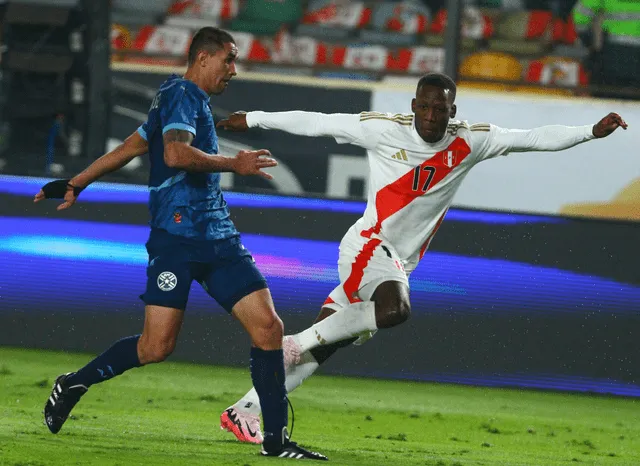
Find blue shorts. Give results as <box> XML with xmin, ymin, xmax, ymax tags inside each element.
<box><xmin>140</xmin><ymin>229</ymin><xmax>267</xmax><ymax>312</ymax></box>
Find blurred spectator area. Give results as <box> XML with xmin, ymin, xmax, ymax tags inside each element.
<box><xmin>109</xmin><ymin>0</ymin><xmax>639</xmax><ymax>98</ymax></box>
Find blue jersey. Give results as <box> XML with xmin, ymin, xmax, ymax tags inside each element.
<box><xmin>137</xmin><ymin>75</ymin><xmax>237</xmax><ymax>241</ymax></box>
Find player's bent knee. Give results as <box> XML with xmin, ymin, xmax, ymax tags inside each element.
<box><xmin>138</xmin><ymin>338</ymin><xmax>176</xmax><ymax>364</ymax></box>
<box><xmin>377</xmin><ymin>300</ymin><xmax>411</xmax><ymax>328</ymax></box>
<box><xmin>251</xmin><ymin>315</ymin><xmax>284</xmax><ymax>350</ymax></box>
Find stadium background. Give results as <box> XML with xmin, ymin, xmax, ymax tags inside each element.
<box><xmin>0</xmin><ymin>0</ymin><xmax>639</xmax><ymax>400</ymax></box>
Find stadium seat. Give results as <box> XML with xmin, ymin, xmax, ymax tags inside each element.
<box><xmin>459</xmin><ymin>51</ymin><xmax>522</xmax><ymax>91</ymax></box>
<box><xmin>295</xmin><ymin>23</ymin><xmax>353</xmax><ymax>41</ymax></box>
<box><xmin>111</xmin><ymin>24</ymin><xmax>133</xmax><ymax>62</ymax></box>
<box><xmin>302</xmin><ymin>0</ymin><xmax>372</xmax><ymax>30</ymax></box>
<box><xmin>431</xmin><ymin>6</ymin><xmax>494</xmax><ymax>39</ymax></box>
<box><xmin>229</xmin><ymin>0</ymin><xmax>303</xmax><ymax>35</ymax></box>
<box><xmin>525</xmin><ymin>56</ymin><xmax>588</xmax><ymax>88</ymax></box>
<box><xmin>358</xmin><ymin>29</ymin><xmax>419</xmax><ymax>48</ymax></box>
<box><xmin>371</xmin><ymin>1</ymin><xmax>430</xmax><ymax>35</ymax></box>
<box><xmin>494</xmin><ymin>10</ymin><xmax>563</xmax><ymax>41</ymax></box>
<box><xmin>165</xmin><ymin>0</ymin><xmax>241</xmax><ymax>29</ymax></box>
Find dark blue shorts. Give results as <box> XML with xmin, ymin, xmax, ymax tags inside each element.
<box><xmin>140</xmin><ymin>230</ymin><xmax>267</xmax><ymax>312</ymax></box>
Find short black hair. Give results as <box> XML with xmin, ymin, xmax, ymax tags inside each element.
<box><xmin>187</xmin><ymin>27</ymin><xmax>235</xmax><ymax>65</ymax></box>
<box><xmin>416</xmin><ymin>73</ymin><xmax>457</xmax><ymax>102</ymax></box>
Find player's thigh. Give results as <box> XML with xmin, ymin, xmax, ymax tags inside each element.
<box><xmin>140</xmin><ymin>246</ymin><xmax>194</xmax><ymax>311</ymax></box>
<box><xmin>338</xmin><ymin>237</ymin><xmax>409</xmax><ymax>304</ymax></box>
<box><xmin>140</xmin><ymin>306</ymin><xmax>184</xmax><ymax>347</ymax></box>
<box><xmin>198</xmin><ymin>237</ymin><xmax>268</xmax><ymax>313</ymax></box>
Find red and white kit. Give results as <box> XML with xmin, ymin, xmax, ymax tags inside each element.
<box><xmin>246</xmin><ymin>111</ymin><xmax>594</xmax><ymax>311</ymax></box>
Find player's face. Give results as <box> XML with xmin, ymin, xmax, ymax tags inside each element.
<box><xmin>411</xmin><ymin>85</ymin><xmax>456</xmax><ymax>143</ymax></box>
<box><xmin>204</xmin><ymin>42</ymin><xmax>238</xmax><ymax>95</ymax></box>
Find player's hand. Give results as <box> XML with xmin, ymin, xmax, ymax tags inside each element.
<box><xmin>217</xmin><ymin>112</ymin><xmax>248</xmax><ymax>132</ymax></box>
<box><xmin>233</xmin><ymin>149</ymin><xmax>277</xmax><ymax>180</ymax></box>
<box><xmin>34</xmin><ymin>179</ymin><xmax>84</xmax><ymax>211</ymax></box>
<box><xmin>592</xmin><ymin>113</ymin><xmax>628</xmax><ymax>138</ymax></box>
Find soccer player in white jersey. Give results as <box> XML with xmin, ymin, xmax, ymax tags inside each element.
<box><xmin>216</xmin><ymin>73</ymin><xmax>627</xmax><ymax>444</ymax></box>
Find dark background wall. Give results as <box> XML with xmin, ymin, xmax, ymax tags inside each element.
<box><xmin>1</xmin><ymin>178</ymin><xmax>639</xmax><ymax>397</ymax></box>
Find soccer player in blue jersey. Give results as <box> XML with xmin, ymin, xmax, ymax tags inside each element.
<box><xmin>34</xmin><ymin>27</ymin><xmax>327</xmax><ymax>460</ymax></box>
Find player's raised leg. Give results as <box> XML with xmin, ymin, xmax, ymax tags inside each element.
<box><xmin>224</xmin><ymin>280</ymin><xmax>410</xmax><ymax>443</ymax></box>
<box><xmin>44</xmin><ymin>305</ymin><xmax>184</xmax><ymax>433</ymax></box>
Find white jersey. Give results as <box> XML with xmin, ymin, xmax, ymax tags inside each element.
<box><xmin>247</xmin><ymin>111</ymin><xmax>594</xmax><ymax>274</ymax></box>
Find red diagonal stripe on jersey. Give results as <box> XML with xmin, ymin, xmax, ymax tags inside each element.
<box><xmin>362</xmin><ymin>137</ymin><xmax>471</xmax><ymax>238</ymax></box>
<box><xmin>343</xmin><ymin>238</ymin><xmax>382</xmax><ymax>304</ymax></box>
<box><xmin>419</xmin><ymin>209</ymin><xmax>447</xmax><ymax>259</ymax></box>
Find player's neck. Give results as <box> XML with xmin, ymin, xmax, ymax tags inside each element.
<box><xmin>183</xmin><ymin>68</ymin><xmax>209</xmax><ymax>95</ymax></box>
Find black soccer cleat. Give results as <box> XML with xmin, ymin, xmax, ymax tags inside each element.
<box><xmin>261</xmin><ymin>428</ymin><xmax>328</xmax><ymax>461</ymax></box>
<box><xmin>44</xmin><ymin>372</ymin><xmax>88</xmax><ymax>434</ymax></box>
<box><xmin>261</xmin><ymin>440</ymin><xmax>328</xmax><ymax>460</ymax></box>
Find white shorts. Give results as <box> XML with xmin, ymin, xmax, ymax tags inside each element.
<box><xmin>322</xmin><ymin>230</ymin><xmax>409</xmax><ymax>313</ymax></box>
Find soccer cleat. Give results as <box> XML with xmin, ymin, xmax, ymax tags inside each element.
<box><xmin>283</xmin><ymin>335</ymin><xmax>302</xmax><ymax>369</ymax></box>
<box><xmin>220</xmin><ymin>406</ymin><xmax>264</xmax><ymax>444</ymax></box>
<box><xmin>43</xmin><ymin>372</ymin><xmax>88</xmax><ymax>434</ymax></box>
<box><xmin>261</xmin><ymin>430</ymin><xmax>328</xmax><ymax>461</ymax></box>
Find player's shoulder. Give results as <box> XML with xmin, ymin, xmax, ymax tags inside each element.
<box><xmin>358</xmin><ymin>111</ymin><xmax>414</xmax><ymax>127</ymax></box>
<box><xmin>447</xmin><ymin>119</ymin><xmax>493</xmax><ymax>136</ymax></box>
<box><xmin>159</xmin><ymin>75</ymin><xmax>203</xmax><ymax>103</ymax></box>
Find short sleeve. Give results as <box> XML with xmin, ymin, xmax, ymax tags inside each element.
<box><xmin>137</xmin><ymin>122</ymin><xmax>149</xmax><ymax>141</ymax></box>
<box><xmin>160</xmin><ymin>86</ymin><xmax>199</xmax><ymax>136</ymax></box>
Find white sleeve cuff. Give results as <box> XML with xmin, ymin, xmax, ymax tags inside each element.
<box><xmin>246</xmin><ymin>111</ymin><xmax>264</xmax><ymax>128</ymax></box>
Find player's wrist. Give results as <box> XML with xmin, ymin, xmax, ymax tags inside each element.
<box><xmin>69</xmin><ymin>177</ymin><xmax>87</xmax><ymax>189</ymax></box>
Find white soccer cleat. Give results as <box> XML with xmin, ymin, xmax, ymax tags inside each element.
<box><xmin>220</xmin><ymin>406</ymin><xmax>264</xmax><ymax>444</ymax></box>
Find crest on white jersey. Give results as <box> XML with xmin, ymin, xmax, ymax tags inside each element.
<box><xmin>443</xmin><ymin>150</ymin><xmax>457</xmax><ymax>168</ymax></box>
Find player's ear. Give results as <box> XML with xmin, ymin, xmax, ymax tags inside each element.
<box><xmin>450</xmin><ymin>104</ymin><xmax>457</xmax><ymax>119</ymax></box>
<box><xmin>411</xmin><ymin>98</ymin><xmax>416</xmax><ymax>113</ymax></box>
<box><xmin>198</xmin><ymin>50</ymin><xmax>209</xmax><ymax>67</ymax></box>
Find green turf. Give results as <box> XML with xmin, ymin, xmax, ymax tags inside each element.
<box><xmin>1</xmin><ymin>347</ymin><xmax>639</xmax><ymax>465</ymax></box>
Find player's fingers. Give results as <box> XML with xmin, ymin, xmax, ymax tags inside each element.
<box><xmin>34</xmin><ymin>190</ymin><xmax>45</xmax><ymax>202</ymax></box>
<box><xmin>253</xmin><ymin>149</ymin><xmax>272</xmax><ymax>157</ymax></box>
<box><xmin>216</xmin><ymin>119</ymin><xmax>229</xmax><ymax>129</ymax></box>
<box><xmin>257</xmin><ymin>158</ymin><xmax>277</xmax><ymax>167</ymax></box>
<box><xmin>257</xmin><ymin>170</ymin><xmax>274</xmax><ymax>180</ymax></box>
<box><xmin>616</xmin><ymin>115</ymin><xmax>628</xmax><ymax>129</ymax></box>
<box><xmin>57</xmin><ymin>202</ymin><xmax>70</xmax><ymax>211</ymax></box>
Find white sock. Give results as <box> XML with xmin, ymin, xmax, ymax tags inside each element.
<box><xmin>234</xmin><ymin>351</ymin><xmax>320</xmax><ymax>416</ymax></box>
<box><xmin>294</xmin><ymin>301</ymin><xmax>377</xmax><ymax>353</ymax></box>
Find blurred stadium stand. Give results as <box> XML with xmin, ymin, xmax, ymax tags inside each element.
<box><xmin>108</xmin><ymin>0</ymin><xmax>638</xmax><ymax>97</ymax></box>
<box><xmin>0</xmin><ymin>0</ymin><xmax>637</xmax><ymax>179</ymax></box>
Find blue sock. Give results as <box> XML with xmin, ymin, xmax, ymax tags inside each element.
<box><xmin>67</xmin><ymin>335</ymin><xmax>142</xmax><ymax>388</ymax></box>
<box><xmin>250</xmin><ymin>347</ymin><xmax>288</xmax><ymax>452</ymax></box>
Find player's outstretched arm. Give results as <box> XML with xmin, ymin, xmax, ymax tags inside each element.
<box><xmin>33</xmin><ymin>130</ymin><xmax>148</xmax><ymax>210</ymax></box>
<box><xmin>218</xmin><ymin>110</ymin><xmax>376</xmax><ymax>148</ymax></box>
<box><xmin>163</xmin><ymin>129</ymin><xmax>277</xmax><ymax>179</ymax></box>
<box><xmin>481</xmin><ymin>112</ymin><xmax>628</xmax><ymax>159</ymax></box>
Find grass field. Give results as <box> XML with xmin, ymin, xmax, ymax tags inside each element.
<box><xmin>1</xmin><ymin>347</ymin><xmax>639</xmax><ymax>466</ymax></box>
